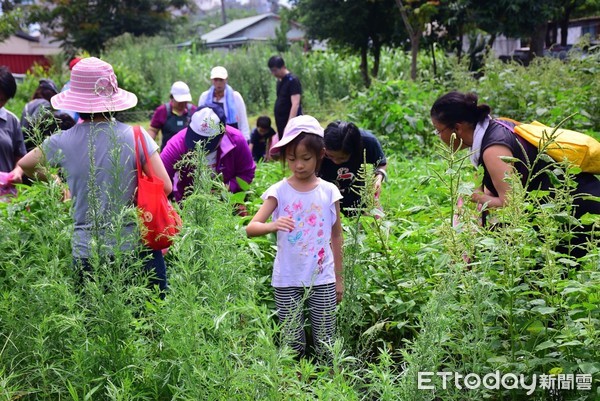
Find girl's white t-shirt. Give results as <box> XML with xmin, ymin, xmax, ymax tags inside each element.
<box><xmin>261</xmin><ymin>178</ymin><xmax>342</xmax><ymax>288</ymax></box>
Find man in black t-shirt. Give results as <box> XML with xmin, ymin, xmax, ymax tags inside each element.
<box><xmin>267</xmin><ymin>56</ymin><xmax>302</xmax><ymax>139</ymax></box>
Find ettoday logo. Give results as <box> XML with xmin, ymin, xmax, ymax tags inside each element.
<box><xmin>418</xmin><ymin>371</ymin><xmax>593</xmax><ymax>395</ymax></box>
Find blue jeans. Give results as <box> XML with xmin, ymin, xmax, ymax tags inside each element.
<box><xmin>74</xmin><ymin>249</ymin><xmax>167</xmax><ymax>298</ymax></box>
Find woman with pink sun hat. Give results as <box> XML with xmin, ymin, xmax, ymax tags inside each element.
<box><xmin>18</xmin><ymin>57</ymin><xmax>173</xmax><ymax>297</ymax></box>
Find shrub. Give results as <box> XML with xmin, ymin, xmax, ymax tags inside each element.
<box><xmin>347</xmin><ymin>79</ymin><xmax>439</xmax><ymax>155</ymax></box>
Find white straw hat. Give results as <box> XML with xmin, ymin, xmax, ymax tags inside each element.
<box><xmin>50</xmin><ymin>57</ymin><xmax>137</xmax><ymax>113</ymax></box>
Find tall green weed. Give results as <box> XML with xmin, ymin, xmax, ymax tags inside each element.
<box><xmin>2</xmin><ymin>41</ymin><xmax>599</xmax><ymax>399</ymax></box>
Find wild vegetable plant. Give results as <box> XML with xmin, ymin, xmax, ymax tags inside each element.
<box><xmin>409</xmin><ymin>121</ymin><xmax>600</xmax><ymax>400</ymax></box>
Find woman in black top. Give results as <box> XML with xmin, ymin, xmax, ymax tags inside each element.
<box><xmin>430</xmin><ymin>90</ymin><xmax>600</xmax><ymax>258</ymax></box>
<box><xmin>319</xmin><ymin>121</ymin><xmax>387</xmax><ymax>216</ymax></box>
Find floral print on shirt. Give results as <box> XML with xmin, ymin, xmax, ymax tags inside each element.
<box><xmin>283</xmin><ymin>199</ymin><xmax>327</xmax><ymax>274</ymax></box>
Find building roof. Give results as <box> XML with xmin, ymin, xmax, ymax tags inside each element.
<box><xmin>15</xmin><ymin>30</ymin><xmax>40</xmax><ymax>42</ymax></box>
<box><xmin>189</xmin><ymin>12</ymin><xmax>313</xmax><ymax>50</ymax></box>
<box><xmin>201</xmin><ymin>13</ymin><xmax>278</xmax><ymax>43</ymax></box>
<box><xmin>0</xmin><ymin>30</ymin><xmax>62</xmax><ymax>57</ymax></box>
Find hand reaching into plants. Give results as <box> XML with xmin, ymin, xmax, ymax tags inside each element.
<box><xmin>374</xmin><ymin>170</ymin><xmax>385</xmax><ymax>198</ymax></box>
<box><xmin>9</xmin><ymin>166</ymin><xmax>23</xmax><ymax>184</ymax></box>
<box><xmin>470</xmin><ymin>186</ymin><xmax>503</xmax><ymax>209</ymax></box>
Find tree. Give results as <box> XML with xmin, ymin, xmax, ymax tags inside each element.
<box><xmin>426</xmin><ymin>0</ymin><xmax>471</xmax><ymax>61</ymax></box>
<box><xmin>268</xmin><ymin>0</ymin><xmax>279</xmax><ymax>14</ymax></box>
<box><xmin>466</xmin><ymin>0</ymin><xmax>559</xmax><ymax>58</ymax></box>
<box><xmin>220</xmin><ymin>0</ymin><xmax>227</xmax><ymax>25</ymax></box>
<box><xmin>27</xmin><ymin>0</ymin><xmax>192</xmax><ymax>55</ymax></box>
<box><xmin>548</xmin><ymin>0</ymin><xmax>600</xmax><ymax>47</ymax></box>
<box><xmin>1</xmin><ymin>1</ymin><xmax>31</xmax><ymax>42</ymax></box>
<box><xmin>271</xmin><ymin>10</ymin><xmax>290</xmax><ymax>52</ymax></box>
<box><xmin>0</xmin><ymin>8</ymin><xmax>22</xmax><ymax>42</ymax></box>
<box><xmin>394</xmin><ymin>0</ymin><xmax>439</xmax><ymax>80</ymax></box>
<box><xmin>292</xmin><ymin>0</ymin><xmax>402</xmax><ymax>87</ymax></box>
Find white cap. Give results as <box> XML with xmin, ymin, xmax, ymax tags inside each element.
<box><xmin>190</xmin><ymin>107</ymin><xmax>222</xmax><ymax>138</ymax></box>
<box><xmin>170</xmin><ymin>81</ymin><xmax>192</xmax><ymax>103</ymax></box>
<box><xmin>210</xmin><ymin>66</ymin><xmax>228</xmax><ymax>80</ymax></box>
<box><xmin>185</xmin><ymin>106</ymin><xmax>225</xmax><ymax>151</ymax></box>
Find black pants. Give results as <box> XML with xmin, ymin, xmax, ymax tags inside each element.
<box><xmin>74</xmin><ymin>248</ymin><xmax>167</xmax><ymax>298</ymax></box>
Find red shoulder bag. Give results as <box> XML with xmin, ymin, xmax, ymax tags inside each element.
<box><xmin>134</xmin><ymin>126</ymin><xmax>182</xmax><ymax>250</ymax></box>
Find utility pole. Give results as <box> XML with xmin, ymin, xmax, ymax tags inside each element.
<box><xmin>221</xmin><ymin>0</ymin><xmax>227</xmax><ymax>25</ymax></box>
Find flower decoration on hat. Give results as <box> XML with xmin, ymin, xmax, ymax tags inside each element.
<box><xmin>94</xmin><ymin>74</ymin><xmax>118</xmax><ymax>98</ymax></box>
<box><xmin>200</xmin><ymin>119</ymin><xmax>221</xmax><ymax>138</ymax></box>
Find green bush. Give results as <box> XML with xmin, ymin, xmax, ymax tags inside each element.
<box><xmin>447</xmin><ymin>52</ymin><xmax>600</xmax><ymax>135</ymax></box>
<box><xmin>347</xmin><ymin>79</ymin><xmax>439</xmax><ymax>155</ymax></box>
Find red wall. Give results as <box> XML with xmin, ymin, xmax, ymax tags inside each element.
<box><xmin>0</xmin><ymin>54</ymin><xmax>51</xmax><ymax>74</ymax></box>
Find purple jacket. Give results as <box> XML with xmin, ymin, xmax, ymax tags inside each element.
<box><xmin>160</xmin><ymin>125</ymin><xmax>256</xmax><ymax>202</ymax></box>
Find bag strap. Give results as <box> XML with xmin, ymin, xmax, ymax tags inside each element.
<box><xmin>165</xmin><ymin>102</ymin><xmax>171</xmax><ymax>116</ymax></box>
<box><xmin>495</xmin><ymin>118</ymin><xmax>515</xmax><ymax>133</ymax></box>
<box><xmin>133</xmin><ymin>126</ymin><xmax>155</xmax><ymax>179</ymax></box>
<box><xmin>494</xmin><ymin>118</ymin><xmax>530</xmax><ymax>148</ymax></box>
<box><xmin>185</xmin><ymin>103</ymin><xmax>193</xmax><ymax>124</ymax></box>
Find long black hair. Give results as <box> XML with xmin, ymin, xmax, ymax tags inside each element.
<box><xmin>324</xmin><ymin>121</ymin><xmax>364</xmax><ymax>168</ymax></box>
<box><xmin>430</xmin><ymin>91</ymin><xmax>491</xmax><ymax>127</ymax></box>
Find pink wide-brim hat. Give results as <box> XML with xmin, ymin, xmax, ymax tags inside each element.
<box><xmin>51</xmin><ymin>57</ymin><xmax>137</xmax><ymax>113</ymax></box>
<box><xmin>270</xmin><ymin>115</ymin><xmax>324</xmax><ymax>155</ymax></box>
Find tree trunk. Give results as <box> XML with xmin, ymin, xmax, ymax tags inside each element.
<box><xmin>410</xmin><ymin>32</ymin><xmax>420</xmax><ymax>81</ymax></box>
<box><xmin>394</xmin><ymin>0</ymin><xmax>419</xmax><ymax>81</ymax></box>
<box><xmin>546</xmin><ymin>21</ymin><xmax>558</xmax><ymax>47</ymax></box>
<box><xmin>486</xmin><ymin>32</ymin><xmax>497</xmax><ymax>51</ymax></box>
<box><xmin>530</xmin><ymin>22</ymin><xmax>547</xmax><ymax>58</ymax></box>
<box><xmin>371</xmin><ymin>38</ymin><xmax>381</xmax><ymax>78</ymax></box>
<box><xmin>559</xmin><ymin>10</ymin><xmax>572</xmax><ymax>46</ymax></box>
<box><xmin>360</xmin><ymin>46</ymin><xmax>371</xmax><ymax>88</ymax></box>
<box><xmin>457</xmin><ymin>24</ymin><xmax>464</xmax><ymax>62</ymax></box>
<box><xmin>269</xmin><ymin>0</ymin><xmax>279</xmax><ymax>14</ymax></box>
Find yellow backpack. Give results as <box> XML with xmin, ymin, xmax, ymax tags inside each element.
<box><xmin>497</xmin><ymin>119</ymin><xmax>600</xmax><ymax>174</ymax></box>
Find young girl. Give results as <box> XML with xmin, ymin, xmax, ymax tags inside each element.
<box><xmin>246</xmin><ymin>115</ymin><xmax>344</xmax><ymax>360</ymax></box>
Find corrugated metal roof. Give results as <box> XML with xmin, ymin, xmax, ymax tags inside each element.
<box><xmin>201</xmin><ymin>12</ymin><xmax>277</xmax><ymax>43</ymax></box>
<box><xmin>0</xmin><ymin>55</ymin><xmax>51</xmax><ymax>74</ymax></box>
